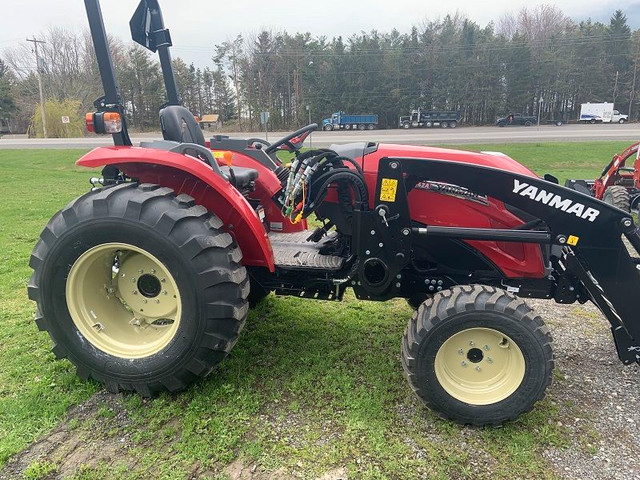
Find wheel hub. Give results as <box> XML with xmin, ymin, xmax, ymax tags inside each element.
<box><xmin>138</xmin><ymin>274</ymin><xmax>161</xmax><ymax>298</ymax></box>
<box><xmin>66</xmin><ymin>243</ymin><xmax>182</xmax><ymax>359</ymax></box>
<box><xmin>466</xmin><ymin>347</ymin><xmax>484</xmax><ymax>363</ymax></box>
<box><xmin>435</xmin><ymin>327</ymin><xmax>526</xmax><ymax>405</ymax></box>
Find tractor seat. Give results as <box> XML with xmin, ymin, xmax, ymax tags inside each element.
<box><xmin>220</xmin><ymin>166</ymin><xmax>259</xmax><ymax>189</ymax></box>
<box><xmin>160</xmin><ymin>105</ymin><xmax>206</xmax><ymax>146</ymax></box>
<box><xmin>159</xmin><ymin>106</ymin><xmax>258</xmax><ymax>189</ymax></box>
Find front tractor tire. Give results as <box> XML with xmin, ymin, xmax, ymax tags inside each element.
<box><xmin>401</xmin><ymin>285</ymin><xmax>553</xmax><ymax>425</ymax></box>
<box><xmin>603</xmin><ymin>185</ymin><xmax>631</xmax><ymax>212</ymax></box>
<box><xmin>29</xmin><ymin>183</ymin><xmax>249</xmax><ymax>396</ymax></box>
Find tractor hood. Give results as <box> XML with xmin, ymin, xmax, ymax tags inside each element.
<box><xmin>363</xmin><ymin>143</ymin><xmax>538</xmax><ymax>178</ymax></box>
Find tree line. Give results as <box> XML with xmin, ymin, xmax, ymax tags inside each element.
<box><xmin>0</xmin><ymin>5</ymin><xmax>638</xmax><ymax>134</ymax></box>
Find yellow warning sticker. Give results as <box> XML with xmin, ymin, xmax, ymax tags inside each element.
<box><xmin>567</xmin><ymin>235</ymin><xmax>579</xmax><ymax>246</ymax></box>
<box><xmin>380</xmin><ymin>178</ymin><xmax>398</xmax><ymax>202</ymax></box>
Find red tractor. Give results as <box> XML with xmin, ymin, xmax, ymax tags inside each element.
<box><xmin>566</xmin><ymin>141</ymin><xmax>640</xmax><ymax>212</ymax></box>
<box><xmin>28</xmin><ymin>0</ymin><xmax>640</xmax><ymax>426</ymax></box>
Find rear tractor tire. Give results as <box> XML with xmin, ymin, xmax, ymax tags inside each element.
<box><xmin>603</xmin><ymin>185</ymin><xmax>631</xmax><ymax>212</ymax></box>
<box><xmin>29</xmin><ymin>183</ymin><xmax>249</xmax><ymax>396</ymax></box>
<box><xmin>401</xmin><ymin>285</ymin><xmax>553</xmax><ymax>425</ymax></box>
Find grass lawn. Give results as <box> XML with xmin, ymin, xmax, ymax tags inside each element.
<box><xmin>0</xmin><ymin>141</ymin><xmax>630</xmax><ymax>479</ymax></box>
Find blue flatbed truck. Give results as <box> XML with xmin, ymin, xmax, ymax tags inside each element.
<box><xmin>321</xmin><ymin>111</ymin><xmax>378</xmax><ymax>131</ymax></box>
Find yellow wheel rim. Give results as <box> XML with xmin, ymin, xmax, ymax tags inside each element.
<box><xmin>66</xmin><ymin>243</ymin><xmax>182</xmax><ymax>359</ymax></box>
<box><xmin>434</xmin><ymin>327</ymin><xmax>525</xmax><ymax>405</ymax></box>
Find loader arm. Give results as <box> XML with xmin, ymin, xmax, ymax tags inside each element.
<box><xmin>382</xmin><ymin>157</ymin><xmax>640</xmax><ymax>364</ymax></box>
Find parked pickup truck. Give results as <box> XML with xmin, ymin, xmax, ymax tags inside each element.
<box><xmin>496</xmin><ymin>113</ymin><xmax>536</xmax><ymax>127</ymax></box>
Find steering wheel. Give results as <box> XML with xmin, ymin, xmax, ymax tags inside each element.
<box><xmin>246</xmin><ymin>138</ymin><xmax>271</xmax><ymax>150</ymax></box>
<box><xmin>264</xmin><ymin>123</ymin><xmax>318</xmax><ymax>154</ymax></box>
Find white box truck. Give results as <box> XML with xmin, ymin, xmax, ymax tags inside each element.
<box><xmin>579</xmin><ymin>103</ymin><xmax>628</xmax><ymax>124</ymax></box>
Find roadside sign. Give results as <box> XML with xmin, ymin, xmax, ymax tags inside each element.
<box><xmin>260</xmin><ymin>111</ymin><xmax>270</xmax><ymax>125</ymax></box>
<box><xmin>61</xmin><ymin>116</ymin><xmax>70</xmax><ymax>124</ymax></box>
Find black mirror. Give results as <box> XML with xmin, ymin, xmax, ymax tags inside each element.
<box><xmin>130</xmin><ymin>1</ymin><xmax>153</xmax><ymax>50</ymax></box>
<box><xmin>130</xmin><ymin>0</ymin><xmax>171</xmax><ymax>53</ymax></box>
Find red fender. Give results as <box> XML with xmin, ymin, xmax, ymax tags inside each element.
<box><xmin>77</xmin><ymin>146</ymin><xmax>275</xmax><ymax>271</ymax></box>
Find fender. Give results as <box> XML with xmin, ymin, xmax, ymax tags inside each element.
<box><xmin>77</xmin><ymin>146</ymin><xmax>275</xmax><ymax>271</ymax></box>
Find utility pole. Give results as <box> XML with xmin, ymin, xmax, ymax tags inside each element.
<box><xmin>630</xmin><ymin>61</ymin><xmax>638</xmax><ymax>121</ymax></box>
<box><xmin>537</xmin><ymin>96</ymin><xmax>543</xmax><ymax>130</ymax></box>
<box><xmin>27</xmin><ymin>37</ymin><xmax>47</xmax><ymax>138</ymax></box>
<box><xmin>613</xmin><ymin>70</ymin><xmax>619</xmax><ymax>106</ymax></box>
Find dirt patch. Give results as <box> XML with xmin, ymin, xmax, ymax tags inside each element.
<box><xmin>0</xmin><ymin>392</ymin><xmax>135</xmax><ymax>479</ymax></box>
<box><xmin>190</xmin><ymin>460</ymin><xmax>346</xmax><ymax>480</ymax></box>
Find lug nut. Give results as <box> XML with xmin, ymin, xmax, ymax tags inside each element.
<box><xmin>461</xmin><ymin>361</ymin><xmax>467</xmax><ymax>367</ymax></box>
<box><xmin>475</xmin><ymin>366</ymin><xmax>482</xmax><ymax>372</ymax></box>
<box><xmin>378</xmin><ymin>242</ymin><xmax>384</xmax><ymax>247</ymax></box>
<box><xmin>402</xmin><ymin>228</ymin><xmax>410</xmax><ymax>236</ymax></box>
<box><xmin>132</xmin><ymin>290</ymin><xmax>138</xmax><ymax>295</ymax></box>
<box><xmin>469</xmin><ymin>341</ymin><xmax>475</xmax><ymax>346</ymax></box>
<box><xmin>161</xmin><ymin>278</ymin><xmax>166</xmax><ymax>283</ymax></box>
<box><xmin>370</xmin><ymin>230</ymin><xmax>376</xmax><ymax>235</ymax></box>
<box><xmin>138</xmin><ymin>269</ymin><xmax>143</xmax><ymax>274</ymax></box>
<box><xmin>483</xmin><ymin>344</ymin><xmax>490</xmax><ymax>351</ymax></box>
<box><xmin>487</xmin><ymin>357</ymin><xmax>493</xmax><ymax>364</ymax></box>
<box><xmin>458</xmin><ymin>349</ymin><xmax>464</xmax><ymax>355</ymax></box>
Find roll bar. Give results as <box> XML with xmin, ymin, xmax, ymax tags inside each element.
<box><xmin>84</xmin><ymin>0</ymin><xmax>181</xmax><ymax>146</ymax></box>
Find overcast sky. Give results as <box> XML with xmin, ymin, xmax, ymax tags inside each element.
<box><xmin>2</xmin><ymin>0</ymin><xmax>639</xmax><ymax>67</ymax></box>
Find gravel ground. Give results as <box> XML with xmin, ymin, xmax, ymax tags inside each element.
<box><xmin>531</xmin><ymin>299</ymin><xmax>640</xmax><ymax>480</ymax></box>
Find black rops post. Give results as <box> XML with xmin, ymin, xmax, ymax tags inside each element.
<box><xmin>130</xmin><ymin>0</ymin><xmax>180</xmax><ymax>106</ymax></box>
<box><xmin>84</xmin><ymin>0</ymin><xmax>132</xmax><ymax>146</ymax></box>
<box><xmin>84</xmin><ymin>0</ymin><xmax>181</xmax><ymax>147</ymax></box>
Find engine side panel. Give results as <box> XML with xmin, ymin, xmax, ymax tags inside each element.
<box><xmin>362</xmin><ymin>145</ymin><xmax>545</xmax><ymax>278</ymax></box>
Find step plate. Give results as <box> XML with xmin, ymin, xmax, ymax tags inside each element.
<box><xmin>269</xmin><ymin>231</ymin><xmax>344</xmax><ymax>270</ymax></box>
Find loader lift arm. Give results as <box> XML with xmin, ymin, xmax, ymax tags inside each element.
<box><xmin>372</xmin><ymin>157</ymin><xmax>640</xmax><ymax>364</ymax></box>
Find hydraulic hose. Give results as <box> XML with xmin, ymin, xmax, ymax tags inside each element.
<box><xmin>306</xmin><ymin>170</ymin><xmax>369</xmax><ymax>214</ymax></box>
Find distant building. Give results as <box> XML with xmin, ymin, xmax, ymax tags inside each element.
<box><xmin>199</xmin><ymin>114</ymin><xmax>222</xmax><ymax>130</ymax></box>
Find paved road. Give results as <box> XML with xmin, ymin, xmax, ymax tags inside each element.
<box><xmin>2</xmin><ymin>124</ymin><xmax>640</xmax><ymax>149</ymax></box>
